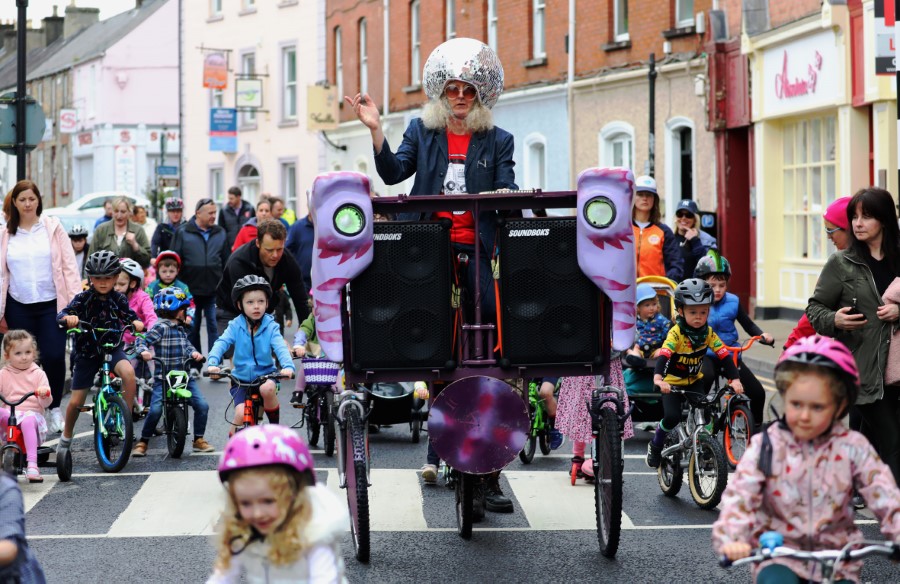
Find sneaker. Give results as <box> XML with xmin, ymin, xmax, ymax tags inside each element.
<box><xmin>56</xmin><ymin>436</ymin><xmax>71</xmax><ymax>455</ymax></box>
<box><xmin>25</xmin><ymin>466</ymin><xmax>43</xmax><ymax>483</ymax></box>
<box><xmin>421</xmin><ymin>464</ymin><xmax>438</xmax><ymax>485</ymax></box>
<box><xmin>290</xmin><ymin>391</ymin><xmax>304</xmax><ymax>405</ymax></box>
<box><xmin>549</xmin><ymin>428</ymin><xmax>565</xmax><ymax>450</ymax></box>
<box><xmin>646</xmin><ymin>442</ymin><xmax>662</xmax><ymax>468</ymax></box>
<box><xmin>192</xmin><ymin>437</ymin><xmax>214</xmax><ymax>453</ymax></box>
<box><xmin>484</xmin><ymin>476</ymin><xmax>514</xmax><ymax>513</ymax></box>
<box><xmin>51</xmin><ymin>409</ymin><xmax>64</xmax><ymax>434</ymax></box>
<box><xmin>852</xmin><ymin>493</ymin><xmax>866</xmax><ymax>510</ymax></box>
<box><xmin>131</xmin><ymin>441</ymin><xmax>148</xmax><ymax>457</ymax></box>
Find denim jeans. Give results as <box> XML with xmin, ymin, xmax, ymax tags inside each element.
<box><xmin>141</xmin><ymin>377</ymin><xmax>209</xmax><ymax>440</ymax></box>
<box><xmin>188</xmin><ymin>295</ymin><xmax>218</xmax><ymax>353</ymax></box>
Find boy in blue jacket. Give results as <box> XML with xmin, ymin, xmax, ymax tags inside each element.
<box><xmin>206</xmin><ymin>275</ymin><xmax>294</xmax><ymax>432</ymax></box>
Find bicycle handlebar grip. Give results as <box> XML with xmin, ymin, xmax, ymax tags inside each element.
<box><xmin>201</xmin><ymin>371</ymin><xmax>212</xmax><ymax>378</ymax></box>
<box><xmin>718</xmin><ymin>556</ymin><xmax>733</xmax><ymax>568</ymax></box>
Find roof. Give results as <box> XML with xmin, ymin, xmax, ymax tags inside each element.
<box><xmin>0</xmin><ymin>0</ymin><xmax>168</xmax><ymax>88</ymax></box>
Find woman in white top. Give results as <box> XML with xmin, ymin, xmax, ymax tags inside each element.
<box><xmin>0</xmin><ymin>181</ymin><xmax>82</xmax><ymax>433</ymax></box>
<box><xmin>90</xmin><ymin>196</ymin><xmax>151</xmax><ymax>269</ymax></box>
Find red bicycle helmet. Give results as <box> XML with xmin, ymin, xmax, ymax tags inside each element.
<box><xmin>154</xmin><ymin>250</ymin><xmax>182</xmax><ymax>269</ymax></box>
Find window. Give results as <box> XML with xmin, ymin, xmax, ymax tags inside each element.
<box><xmin>210</xmin><ymin>0</ymin><xmax>222</xmax><ymax>16</ymax></box>
<box><xmin>614</xmin><ymin>0</ymin><xmax>629</xmax><ymax>41</ymax></box>
<box><xmin>676</xmin><ymin>127</ymin><xmax>693</xmax><ymax>200</ymax></box>
<box><xmin>209</xmin><ymin>167</ymin><xmax>224</xmax><ymax>203</ymax></box>
<box><xmin>243</xmin><ymin>0</ymin><xmax>256</xmax><ymax>8</ymax></box>
<box><xmin>676</xmin><ymin>0</ymin><xmax>694</xmax><ymax>28</ymax></box>
<box><xmin>281</xmin><ymin>162</ymin><xmax>297</xmax><ymax>211</ymax></box>
<box><xmin>599</xmin><ymin>122</ymin><xmax>635</xmax><ymax>171</ymax></box>
<box><xmin>410</xmin><ymin>2</ymin><xmax>421</xmax><ymax>84</ymax></box>
<box><xmin>238</xmin><ymin>164</ymin><xmax>260</xmax><ymax>202</ymax></box>
<box><xmin>241</xmin><ymin>53</ymin><xmax>256</xmax><ymax>126</ymax></box>
<box><xmin>359</xmin><ymin>19</ymin><xmax>368</xmax><ymax>94</ymax></box>
<box><xmin>487</xmin><ymin>0</ymin><xmax>498</xmax><ymax>51</ymax></box>
<box><xmin>210</xmin><ymin>88</ymin><xmax>224</xmax><ymax>108</ymax></box>
<box><xmin>523</xmin><ymin>133</ymin><xmax>547</xmax><ymax>191</ymax></box>
<box><xmin>282</xmin><ymin>46</ymin><xmax>297</xmax><ymax>120</ymax></box>
<box><xmin>334</xmin><ymin>27</ymin><xmax>343</xmax><ymax>100</ymax></box>
<box><xmin>665</xmin><ymin>118</ymin><xmax>695</xmax><ymax>212</ymax></box>
<box><xmin>783</xmin><ymin>116</ymin><xmax>837</xmax><ymax>261</ymax></box>
<box><xmin>446</xmin><ymin>0</ymin><xmax>456</xmax><ymax>40</ymax></box>
<box><xmin>532</xmin><ymin>0</ymin><xmax>546</xmax><ymax>59</ymax></box>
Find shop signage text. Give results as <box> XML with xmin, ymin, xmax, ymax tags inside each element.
<box><xmin>775</xmin><ymin>50</ymin><xmax>822</xmax><ymax>100</ymax></box>
<box><xmin>762</xmin><ymin>30</ymin><xmax>839</xmax><ymax>117</ymax></box>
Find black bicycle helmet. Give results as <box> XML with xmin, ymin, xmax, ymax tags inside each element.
<box><xmin>68</xmin><ymin>224</ymin><xmax>89</xmax><ymax>238</ymax></box>
<box><xmin>231</xmin><ymin>274</ymin><xmax>272</xmax><ymax>311</ymax></box>
<box><xmin>674</xmin><ymin>278</ymin><xmax>713</xmax><ymax>307</ymax></box>
<box><xmin>85</xmin><ymin>250</ymin><xmax>122</xmax><ymax>277</ymax></box>
<box><xmin>693</xmin><ymin>250</ymin><xmax>732</xmax><ymax>280</ymax></box>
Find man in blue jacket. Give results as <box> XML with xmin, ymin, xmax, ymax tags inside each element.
<box><xmin>171</xmin><ymin>198</ymin><xmax>229</xmax><ymax>355</ymax></box>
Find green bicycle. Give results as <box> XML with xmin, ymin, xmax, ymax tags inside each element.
<box><xmin>519</xmin><ymin>379</ymin><xmax>553</xmax><ymax>464</ymax></box>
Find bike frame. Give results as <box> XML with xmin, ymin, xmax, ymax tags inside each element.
<box><xmin>661</xmin><ymin>391</ymin><xmax>716</xmax><ymax>478</ymax></box>
<box><xmin>527</xmin><ymin>381</ymin><xmax>548</xmax><ymax>435</ymax></box>
<box><xmin>333</xmin><ymin>387</ymin><xmax>370</xmax><ymax>488</ymax></box>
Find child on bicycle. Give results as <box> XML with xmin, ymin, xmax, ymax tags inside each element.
<box><xmin>0</xmin><ymin>330</ymin><xmax>52</xmax><ymax>483</ymax></box>
<box><xmin>288</xmin><ymin>309</ymin><xmax>316</xmax><ymax>406</ymax></box>
<box><xmin>694</xmin><ymin>251</ymin><xmax>773</xmax><ymax>430</ymax></box>
<box><xmin>132</xmin><ymin>288</ymin><xmax>214</xmax><ymax>457</ymax></box>
<box><xmin>713</xmin><ymin>335</ymin><xmax>900</xmax><ymax>583</ymax></box>
<box><xmin>56</xmin><ymin>250</ymin><xmax>144</xmax><ymax>457</ymax></box>
<box><xmin>116</xmin><ymin>258</ymin><xmax>157</xmax><ymax>410</ymax></box>
<box><xmin>206</xmin><ymin>276</ymin><xmax>294</xmax><ymax>432</ymax></box>
<box><xmin>207</xmin><ymin>425</ymin><xmax>348</xmax><ymax>583</ymax></box>
<box><xmin>647</xmin><ymin>278</ymin><xmax>743</xmax><ymax>468</ymax></box>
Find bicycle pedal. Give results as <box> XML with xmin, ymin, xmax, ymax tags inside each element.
<box><xmin>292</xmin><ymin>404</ymin><xmax>305</xmax><ymax>409</ymax></box>
<box><xmin>78</xmin><ymin>405</ymin><xmax>93</xmax><ymax>413</ymax></box>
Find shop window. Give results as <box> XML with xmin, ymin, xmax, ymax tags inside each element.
<box><xmin>411</xmin><ymin>2</ymin><xmax>421</xmax><ymax>84</ymax></box>
<box><xmin>599</xmin><ymin>122</ymin><xmax>635</xmax><ymax>171</ymax></box>
<box><xmin>782</xmin><ymin>116</ymin><xmax>837</xmax><ymax>261</ymax></box>
<box><xmin>487</xmin><ymin>0</ymin><xmax>498</xmax><ymax>51</ymax></box>
<box><xmin>532</xmin><ymin>0</ymin><xmax>546</xmax><ymax>59</ymax></box>
<box><xmin>524</xmin><ymin>133</ymin><xmax>547</xmax><ymax>190</ymax></box>
<box><xmin>334</xmin><ymin>27</ymin><xmax>343</xmax><ymax>100</ymax></box>
<box><xmin>614</xmin><ymin>0</ymin><xmax>629</xmax><ymax>41</ymax></box>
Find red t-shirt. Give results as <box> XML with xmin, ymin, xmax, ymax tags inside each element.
<box><xmin>434</xmin><ymin>132</ymin><xmax>476</xmax><ymax>245</ymax></box>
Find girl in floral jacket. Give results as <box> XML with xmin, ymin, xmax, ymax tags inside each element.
<box><xmin>712</xmin><ymin>335</ymin><xmax>900</xmax><ymax>583</ymax></box>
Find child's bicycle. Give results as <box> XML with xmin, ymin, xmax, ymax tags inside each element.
<box><xmin>149</xmin><ymin>356</ymin><xmax>204</xmax><ymax>458</ymax></box>
<box><xmin>519</xmin><ymin>379</ymin><xmax>553</xmax><ymax>464</ymax></box>
<box><xmin>0</xmin><ymin>392</ymin><xmax>56</xmax><ymax>481</ymax></box>
<box><xmin>655</xmin><ymin>385</ymin><xmax>728</xmax><ymax>509</ymax></box>
<box><xmin>292</xmin><ymin>357</ymin><xmax>339</xmax><ymax>456</ymax></box>
<box><xmin>201</xmin><ymin>369</ymin><xmax>290</xmax><ymax>430</ymax></box>
<box><xmin>125</xmin><ymin>344</ymin><xmax>154</xmax><ymax>420</ymax></box>
<box><xmin>720</xmin><ymin>531</ymin><xmax>900</xmax><ymax>584</ymax></box>
<box><xmin>61</xmin><ymin>321</ymin><xmax>139</xmax><ymax>479</ymax></box>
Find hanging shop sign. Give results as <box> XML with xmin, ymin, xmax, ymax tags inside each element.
<box><xmin>235</xmin><ymin>77</ymin><xmax>263</xmax><ymax>110</ymax></box>
<box><xmin>203</xmin><ymin>52</ymin><xmax>228</xmax><ymax>89</ymax></box>
<box><xmin>307</xmin><ymin>84</ymin><xmax>339</xmax><ymax>131</ymax></box>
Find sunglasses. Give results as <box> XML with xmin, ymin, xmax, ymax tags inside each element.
<box><xmin>195</xmin><ymin>198</ymin><xmax>215</xmax><ymax>211</ymax></box>
<box><xmin>445</xmin><ymin>84</ymin><xmax>478</xmax><ymax>100</ymax></box>
<box><xmin>825</xmin><ymin>226</ymin><xmax>843</xmax><ymax>235</ymax></box>
<box><xmin>675</xmin><ymin>211</ymin><xmax>694</xmax><ymax>219</ymax></box>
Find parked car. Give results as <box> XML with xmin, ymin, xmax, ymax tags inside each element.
<box><xmin>44</xmin><ymin>191</ymin><xmax>152</xmax><ymax>222</ymax></box>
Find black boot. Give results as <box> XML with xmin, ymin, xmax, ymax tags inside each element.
<box><xmin>484</xmin><ymin>472</ymin><xmax>513</xmax><ymax>513</ymax></box>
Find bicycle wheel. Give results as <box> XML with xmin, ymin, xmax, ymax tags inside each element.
<box><xmin>455</xmin><ymin>472</ymin><xmax>473</xmax><ymax>539</ymax></box>
<box><xmin>1</xmin><ymin>448</ymin><xmax>16</xmax><ymax>475</ymax></box>
<box><xmin>519</xmin><ymin>433</ymin><xmax>537</xmax><ymax>464</ymax></box>
<box><xmin>657</xmin><ymin>433</ymin><xmax>683</xmax><ymax>497</ymax></box>
<box><xmin>594</xmin><ymin>408</ymin><xmax>623</xmax><ymax>558</ymax></box>
<box><xmin>306</xmin><ymin>394</ymin><xmax>321</xmax><ymax>447</ymax></box>
<box><xmin>94</xmin><ymin>394</ymin><xmax>133</xmax><ymax>473</ymax></box>
<box><xmin>56</xmin><ymin>448</ymin><xmax>72</xmax><ymax>482</ymax></box>
<box><xmin>167</xmin><ymin>406</ymin><xmax>188</xmax><ymax>459</ymax></box>
<box><xmin>688</xmin><ymin>433</ymin><xmax>728</xmax><ymax>509</ymax></box>
<box><xmin>723</xmin><ymin>404</ymin><xmax>754</xmax><ymax>468</ymax></box>
<box><xmin>323</xmin><ymin>391</ymin><xmax>335</xmax><ymax>457</ymax></box>
<box><xmin>344</xmin><ymin>407</ymin><xmax>370</xmax><ymax>562</ymax></box>
<box><xmin>538</xmin><ymin>433</ymin><xmax>551</xmax><ymax>455</ymax></box>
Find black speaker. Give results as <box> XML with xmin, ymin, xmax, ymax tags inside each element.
<box><xmin>497</xmin><ymin>217</ymin><xmax>604</xmax><ymax>366</ymax></box>
<box><xmin>348</xmin><ymin>221</ymin><xmax>454</xmax><ymax>371</ymax></box>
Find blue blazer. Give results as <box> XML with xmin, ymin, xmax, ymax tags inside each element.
<box><xmin>373</xmin><ymin>117</ymin><xmax>518</xmax><ymax>255</ymax></box>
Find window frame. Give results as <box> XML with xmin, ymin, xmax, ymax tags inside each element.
<box><xmin>282</xmin><ymin>45</ymin><xmax>297</xmax><ymax>121</ymax></box>
<box><xmin>614</xmin><ymin>0</ymin><xmax>629</xmax><ymax>42</ymax></box>
<box><xmin>279</xmin><ymin>158</ymin><xmax>298</xmax><ymax>213</ymax></box>
<box><xmin>334</xmin><ymin>27</ymin><xmax>344</xmax><ymax>101</ymax></box>
<box><xmin>210</xmin><ymin>0</ymin><xmax>223</xmax><ymax>17</ymax></box>
<box><xmin>209</xmin><ymin>165</ymin><xmax>225</xmax><ymax>204</ymax></box>
<box><xmin>411</xmin><ymin>2</ymin><xmax>421</xmax><ymax>85</ymax></box>
<box><xmin>446</xmin><ymin>0</ymin><xmax>456</xmax><ymax>40</ymax></box>
<box><xmin>359</xmin><ymin>18</ymin><xmax>368</xmax><ymax>95</ymax></box>
<box><xmin>676</xmin><ymin>0</ymin><xmax>694</xmax><ymax>28</ymax></box>
<box><xmin>532</xmin><ymin>0</ymin><xmax>546</xmax><ymax>59</ymax></box>
<box><xmin>523</xmin><ymin>132</ymin><xmax>548</xmax><ymax>191</ymax></box>
<box><xmin>598</xmin><ymin>121</ymin><xmax>636</xmax><ymax>172</ymax></box>
<box><xmin>239</xmin><ymin>51</ymin><xmax>257</xmax><ymax>128</ymax></box>
<box><xmin>487</xmin><ymin>0</ymin><xmax>498</xmax><ymax>52</ymax></box>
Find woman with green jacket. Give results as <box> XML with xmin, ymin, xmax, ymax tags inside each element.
<box><xmin>806</xmin><ymin>187</ymin><xmax>900</xmax><ymax>482</ymax></box>
<box><xmin>90</xmin><ymin>196</ymin><xmax>151</xmax><ymax>269</ymax></box>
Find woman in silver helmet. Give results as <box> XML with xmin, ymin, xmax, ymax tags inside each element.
<box><xmin>346</xmin><ymin>37</ymin><xmax>517</xmax><ymax>516</ymax></box>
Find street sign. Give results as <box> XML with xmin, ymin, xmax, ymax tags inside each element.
<box><xmin>0</xmin><ymin>92</ymin><xmax>47</xmax><ymax>155</ymax></box>
<box><xmin>876</xmin><ymin>0</ymin><xmax>896</xmax><ymax>75</ymax></box>
<box><xmin>156</xmin><ymin>165</ymin><xmax>178</xmax><ymax>176</ymax></box>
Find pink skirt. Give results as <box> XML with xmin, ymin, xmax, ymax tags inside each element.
<box><xmin>555</xmin><ymin>358</ymin><xmax>633</xmax><ymax>443</ymax></box>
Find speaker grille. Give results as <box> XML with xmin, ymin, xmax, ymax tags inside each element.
<box><xmin>498</xmin><ymin>218</ymin><xmax>603</xmax><ymax>365</ymax></box>
<box><xmin>349</xmin><ymin>222</ymin><xmax>454</xmax><ymax>370</ymax></box>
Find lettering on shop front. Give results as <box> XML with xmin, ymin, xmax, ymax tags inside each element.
<box><xmin>774</xmin><ymin>50</ymin><xmax>823</xmax><ymax>100</ymax></box>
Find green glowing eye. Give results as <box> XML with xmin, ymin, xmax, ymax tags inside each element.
<box><xmin>584</xmin><ymin>197</ymin><xmax>615</xmax><ymax>228</ymax></box>
<box><xmin>334</xmin><ymin>204</ymin><xmax>365</xmax><ymax>236</ymax></box>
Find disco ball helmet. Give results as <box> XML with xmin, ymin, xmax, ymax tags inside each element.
<box><xmin>422</xmin><ymin>38</ymin><xmax>504</xmax><ymax>110</ymax></box>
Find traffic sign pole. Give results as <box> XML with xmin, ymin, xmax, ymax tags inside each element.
<box><xmin>16</xmin><ymin>0</ymin><xmax>28</xmax><ymax>181</ymax></box>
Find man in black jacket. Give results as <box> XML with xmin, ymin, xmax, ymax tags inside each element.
<box><xmin>171</xmin><ymin>198</ymin><xmax>229</xmax><ymax>352</ymax></box>
<box><xmin>215</xmin><ymin>219</ymin><xmax>310</xmax><ymax>338</ymax></box>
<box><xmin>218</xmin><ymin>186</ymin><xmax>255</xmax><ymax>251</ymax></box>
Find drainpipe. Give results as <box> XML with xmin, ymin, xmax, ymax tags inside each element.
<box><xmin>383</xmin><ymin>0</ymin><xmax>389</xmax><ymax>116</ymax></box>
<box><xmin>567</xmin><ymin>0</ymin><xmax>575</xmax><ymax>187</ymax></box>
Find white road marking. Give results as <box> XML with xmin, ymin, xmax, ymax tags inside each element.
<box><xmin>367</xmin><ymin>469</ymin><xmax>428</xmax><ymax>531</ymax></box>
<box><xmin>22</xmin><ymin>476</ymin><xmax>58</xmax><ymax>512</ymax></box>
<box><xmin>41</xmin><ymin>429</ymin><xmax>93</xmax><ymax>448</ymax></box>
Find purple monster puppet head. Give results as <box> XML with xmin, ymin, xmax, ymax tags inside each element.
<box><xmin>575</xmin><ymin>167</ymin><xmax>637</xmax><ymax>351</ymax></box>
<box><xmin>309</xmin><ymin>172</ymin><xmax>375</xmax><ymax>362</ymax></box>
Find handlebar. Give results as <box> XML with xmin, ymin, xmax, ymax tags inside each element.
<box><xmin>149</xmin><ymin>356</ymin><xmax>206</xmax><ymax>372</ymax></box>
<box><xmin>723</xmin><ymin>336</ymin><xmax>774</xmax><ymax>366</ymax></box>
<box><xmin>720</xmin><ymin>541</ymin><xmax>899</xmax><ymax>569</ymax></box>
<box><xmin>202</xmin><ymin>368</ymin><xmax>291</xmax><ymax>387</ymax></box>
<box><xmin>62</xmin><ymin>320</ymin><xmax>141</xmax><ymax>336</ymax></box>
<box><xmin>0</xmin><ymin>391</ymin><xmax>38</xmax><ymax>408</ymax></box>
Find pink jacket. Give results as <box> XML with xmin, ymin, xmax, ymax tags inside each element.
<box><xmin>126</xmin><ymin>290</ymin><xmax>157</xmax><ymax>345</ymax></box>
<box><xmin>712</xmin><ymin>423</ymin><xmax>900</xmax><ymax>582</ymax></box>
<box><xmin>883</xmin><ymin>278</ymin><xmax>900</xmax><ymax>386</ymax></box>
<box><xmin>0</xmin><ymin>363</ymin><xmax>51</xmax><ymax>416</ymax></box>
<box><xmin>0</xmin><ymin>215</ymin><xmax>82</xmax><ymax>321</ymax></box>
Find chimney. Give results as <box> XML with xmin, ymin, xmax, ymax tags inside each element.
<box><xmin>43</xmin><ymin>6</ymin><xmax>64</xmax><ymax>45</ymax></box>
<box><xmin>2</xmin><ymin>20</ymin><xmax>46</xmax><ymax>56</ymax></box>
<box><xmin>2</xmin><ymin>30</ymin><xmax>15</xmax><ymax>55</ymax></box>
<box><xmin>63</xmin><ymin>4</ymin><xmax>99</xmax><ymax>39</ymax></box>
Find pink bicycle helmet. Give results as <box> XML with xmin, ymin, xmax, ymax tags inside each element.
<box><xmin>776</xmin><ymin>335</ymin><xmax>859</xmax><ymax>404</ymax></box>
<box><xmin>218</xmin><ymin>425</ymin><xmax>314</xmax><ymax>482</ymax></box>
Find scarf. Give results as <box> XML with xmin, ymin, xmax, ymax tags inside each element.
<box><xmin>675</xmin><ymin>316</ymin><xmax>709</xmax><ymax>349</ymax></box>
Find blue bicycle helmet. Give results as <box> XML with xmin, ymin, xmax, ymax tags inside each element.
<box><xmin>153</xmin><ymin>287</ymin><xmax>191</xmax><ymax>314</ymax></box>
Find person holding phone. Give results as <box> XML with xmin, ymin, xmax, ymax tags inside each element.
<box><xmin>807</xmin><ymin>187</ymin><xmax>900</xmax><ymax>483</ymax></box>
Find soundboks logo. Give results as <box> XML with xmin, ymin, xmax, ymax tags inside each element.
<box><xmin>374</xmin><ymin>233</ymin><xmax>402</xmax><ymax>241</ymax></box>
<box><xmin>508</xmin><ymin>228</ymin><xmax>550</xmax><ymax>237</ymax></box>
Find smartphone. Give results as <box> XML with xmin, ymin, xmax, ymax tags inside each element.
<box><xmin>846</xmin><ymin>298</ymin><xmax>861</xmax><ymax>316</ymax></box>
